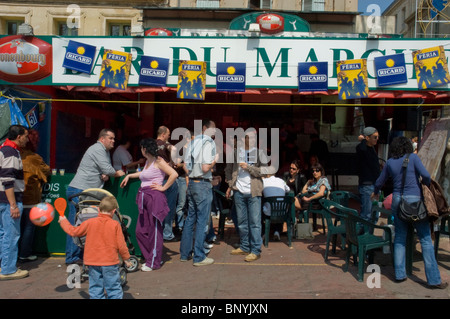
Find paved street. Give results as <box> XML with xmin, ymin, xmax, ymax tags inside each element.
<box><xmin>1</xmin><ymin>220</ymin><xmax>449</xmax><ymax>305</ymax></box>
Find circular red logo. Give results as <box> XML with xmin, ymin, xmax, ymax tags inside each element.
<box><xmin>145</xmin><ymin>28</ymin><xmax>173</xmax><ymax>36</ymax></box>
<box><xmin>0</xmin><ymin>35</ymin><xmax>52</xmax><ymax>83</ymax></box>
<box><xmin>256</xmin><ymin>14</ymin><xmax>285</xmax><ymax>34</ymax></box>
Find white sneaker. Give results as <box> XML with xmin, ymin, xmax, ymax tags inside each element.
<box><xmin>273</xmin><ymin>231</ymin><xmax>281</xmax><ymax>241</ymax></box>
<box><xmin>193</xmin><ymin>257</ymin><xmax>214</xmax><ymax>266</ymax></box>
<box><xmin>141</xmin><ymin>264</ymin><xmax>153</xmax><ymax>272</ymax></box>
<box><xmin>204</xmin><ymin>242</ymin><xmax>214</xmax><ymax>249</ymax></box>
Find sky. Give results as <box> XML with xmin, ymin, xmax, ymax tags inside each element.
<box><xmin>358</xmin><ymin>0</ymin><xmax>396</xmax><ymax>15</ymax></box>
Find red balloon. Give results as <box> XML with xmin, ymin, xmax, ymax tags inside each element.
<box><xmin>29</xmin><ymin>203</ymin><xmax>55</xmax><ymax>227</ymax></box>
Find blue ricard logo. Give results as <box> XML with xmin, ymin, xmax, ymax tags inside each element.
<box><xmin>217</xmin><ymin>67</ymin><xmax>245</xmax><ymax>83</ymax></box>
<box><xmin>216</xmin><ymin>63</ymin><xmax>246</xmax><ymax>92</ymax></box>
<box><xmin>65</xmin><ymin>52</ymin><xmax>92</xmax><ymax>65</ymax></box>
<box><xmin>141</xmin><ymin>60</ymin><xmax>167</xmax><ymax>78</ymax></box>
<box><xmin>374</xmin><ymin>54</ymin><xmax>408</xmax><ymax>87</ymax></box>
<box><xmin>298</xmin><ymin>62</ymin><xmax>328</xmax><ymax>92</ymax></box>
<box><xmin>138</xmin><ymin>56</ymin><xmax>169</xmax><ymax>87</ymax></box>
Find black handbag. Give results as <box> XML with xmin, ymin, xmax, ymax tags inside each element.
<box><xmin>397</xmin><ymin>153</ymin><xmax>428</xmax><ymax>223</ymax></box>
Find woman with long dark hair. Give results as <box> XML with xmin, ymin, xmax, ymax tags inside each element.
<box><xmin>120</xmin><ymin>138</ymin><xmax>178</xmax><ymax>271</ymax></box>
<box><xmin>294</xmin><ymin>163</ymin><xmax>331</xmax><ymax>210</ymax></box>
<box><xmin>283</xmin><ymin>159</ymin><xmax>307</xmax><ymax>196</ymax></box>
<box><xmin>372</xmin><ymin>136</ymin><xmax>447</xmax><ymax>288</ymax></box>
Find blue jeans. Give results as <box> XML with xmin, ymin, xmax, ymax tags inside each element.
<box><xmin>0</xmin><ymin>202</ymin><xmax>23</xmax><ymax>275</ymax></box>
<box><xmin>392</xmin><ymin>194</ymin><xmax>442</xmax><ymax>284</ymax></box>
<box><xmin>233</xmin><ymin>191</ymin><xmax>262</xmax><ymax>255</ymax></box>
<box><xmin>163</xmin><ymin>180</ymin><xmax>179</xmax><ymax>240</ymax></box>
<box><xmin>65</xmin><ymin>186</ymin><xmax>83</xmax><ymax>264</ymax></box>
<box><xmin>180</xmin><ymin>180</ymin><xmax>212</xmax><ymax>263</ymax></box>
<box><xmin>88</xmin><ymin>264</ymin><xmax>123</xmax><ymax>299</ymax></box>
<box><xmin>19</xmin><ymin>207</ymin><xmax>35</xmax><ymax>258</ymax></box>
<box><xmin>175</xmin><ymin>177</ymin><xmax>188</xmax><ymax>230</ymax></box>
<box><xmin>358</xmin><ymin>184</ymin><xmax>374</xmax><ymax>222</ymax></box>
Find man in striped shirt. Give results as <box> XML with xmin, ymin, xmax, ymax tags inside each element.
<box><xmin>0</xmin><ymin>125</ymin><xmax>29</xmax><ymax>280</ymax></box>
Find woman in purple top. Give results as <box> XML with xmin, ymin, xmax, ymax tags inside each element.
<box><xmin>372</xmin><ymin>136</ymin><xmax>447</xmax><ymax>289</ymax></box>
<box><xmin>120</xmin><ymin>138</ymin><xmax>178</xmax><ymax>271</ymax></box>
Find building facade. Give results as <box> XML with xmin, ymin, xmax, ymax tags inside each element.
<box><xmin>0</xmin><ymin>0</ymin><xmax>448</xmax><ymax>186</ymax></box>
<box><xmin>383</xmin><ymin>0</ymin><xmax>450</xmax><ymax>38</ymax></box>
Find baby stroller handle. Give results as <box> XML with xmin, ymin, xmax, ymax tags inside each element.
<box><xmin>68</xmin><ymin>191</ymin><xmax>106</xmax><ymax>205</ymax></box>
<box><xmin>121</xmin><ymin>215</ymin><xmax>132</xmax><ymax>229</ymax></box>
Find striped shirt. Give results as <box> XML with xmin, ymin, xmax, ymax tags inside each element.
<box><xmin>0</xmin><ymin>145</ymin><xmax>24</xmax><ymax>203</ymax></box>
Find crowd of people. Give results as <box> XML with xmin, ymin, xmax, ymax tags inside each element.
<box><xmin>0</xmin><ymin>122</ymin><xmax>447</xmax><ymax>299</ymax></box>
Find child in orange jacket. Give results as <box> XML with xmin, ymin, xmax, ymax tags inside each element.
<box><xmin>59</xmin><ymin>195</ymin><xmax>131</xmax><ymax>299</ymax></box>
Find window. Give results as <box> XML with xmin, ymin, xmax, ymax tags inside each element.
<box><xmin>302</xmin><ymin>0</ymin><xmax>325</xmax><ymax>12</ymax></box>
<box><xmin>109</xmin><ymin>23</ymin><xmax>131</xmax><ymax>36</ymax></box>
<box><xmin>58</xmin><ymin>21</ymin><xmax>78</xmax><ymax>36</ymax></box>
<box><xmin>7</xmin><ymin>20</ymin><xmax>24</xmax><ymax>35</ymax></box>
<box><xmin>249</xmin><ymin>0</ymin><xmax>271</xmax><ymax>9</ymax></box>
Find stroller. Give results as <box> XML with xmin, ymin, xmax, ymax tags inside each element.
<box><xmin>68</xmin><ymin>188</ymin><xmax>139</xmax><ymax>286</ymax></box>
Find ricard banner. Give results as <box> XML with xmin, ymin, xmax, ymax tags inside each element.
<box><xmin>1</xmin><ymin>35</ymin><xmax>449</xmax><ymax>91</ymax></box>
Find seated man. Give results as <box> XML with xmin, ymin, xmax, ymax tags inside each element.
<box><xmin>261</xmin><ymin>166</ymin><xmax>290</xmax><ymax>241</ymax></box>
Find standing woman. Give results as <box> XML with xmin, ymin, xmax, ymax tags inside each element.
<box><xmin>372</xmin><ymin>136</ymin><xmax>447</xmax><ymax>288</ymax></box>
<box><xmin>120</xmin><ymin>138</ymin><xmax>178</xmax><ymax>271</ymax></box>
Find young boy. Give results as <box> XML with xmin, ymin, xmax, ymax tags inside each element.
<box><xmin>59</xmin><ymin>195</ymin><xmax>131</xmax><ymax>299</ymax></box>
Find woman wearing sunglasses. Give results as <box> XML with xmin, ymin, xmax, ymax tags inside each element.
<box><xmin>294</xmin><ymin>163</ymin><xmax>331</xmax><ymax>211</ymax></box>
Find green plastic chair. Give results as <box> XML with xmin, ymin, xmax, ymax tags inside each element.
<box><xmin>213</xmin><ymin>188</ymin><xmax>233</xmax><ymax>240</ymax></box>
<box><xmin>319</xmin><ymin>198</ymin><xmax>348</xmax><ymax>261</ymax></box>
<box><xmin>262</xmin><ymin>195</ymin><xmax>295</xmax><ymax>248</ymax></box>
<box><xmin>344</xmin><ymin>209</ymin><xmax>394</xmax><ymax>282</ymax></box>
<box><xmin>299</xmin><ymin>193</ymin><xmax>327</xmax><ymax>235</ymax></box>
<box><xmin>330</xmin><ymin>190</ymin><xmax>361</xmax><ymax>207</ymax></box>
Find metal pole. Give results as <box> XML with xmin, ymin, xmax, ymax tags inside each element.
<box><xmin>414</xmin><ymin>0</ymin><xmax>418</xmax><ymax>38</ymax></box>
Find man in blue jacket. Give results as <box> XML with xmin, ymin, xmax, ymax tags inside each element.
<box><xmin>356</xmin><ymin>126</ymin><xmax>380</xmax><ymax>222</ymax></box>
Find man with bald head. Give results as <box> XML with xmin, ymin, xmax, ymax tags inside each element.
<box><xmin>65</xmin><ymin>128</ymin><xmax>125</xmax><ymax>265</ymax></box>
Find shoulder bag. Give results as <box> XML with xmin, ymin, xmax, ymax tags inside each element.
<box><xmin>397</xmin><ymin>153</ymin><xmax>428</xmax><ymax>223</ymax></box>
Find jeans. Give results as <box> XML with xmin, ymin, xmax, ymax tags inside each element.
<box><xmin>88</xmin><ymin>264</ymin><xmax>123</xmax><ymax>299</ymax></box>
<box><xmin>19</xmin><ymin>206</ymin><xmax>35</xmax><ymax>258</ymax></box>
<box><xmin>175</xmin><ymin>177</ymin><xmax>188</xmax><ymax>230</ymax></box>
<box><xmin>163</xmin><ymin>180</ymin><xmax>179</xmax><ymax>240</ymax></box>
<box><xmin>65</xmin><ymin>186</ymin><xmax>83</xmax><ymax>264</ymax></box>
<box><xmin>0</xmin><ymin>202</ymin><xmax>23</xmax><ymax>275</ymax></box>
<box><xmin>392</xmin><ymin>194</ymin><xmax>442</xmax><ymax>284</ymax></box>
<box><xmin>180</xmin><ymin>180</ymin><xmax>212</xmax><ymax>263</ymax></box>
<box><xmin>358</xmin><ymin>184</ymin><xmax>374</xmax><ymax>222</ymax></box>
<box><xmin>233</xmin><ymin>191</ymin><xmax>262</xmax><ymax>255</ymax></box>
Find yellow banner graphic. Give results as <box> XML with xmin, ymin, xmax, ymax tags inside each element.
<box><xmin>413</xmin><ymin>46</ymin><xmax>450</xmax><ymax>89</ymax></box>
<box><xmin>177</xmin><ymin>60</ymin><xmax>206</xmax><ymax>100</ymax></box>
<box><xmin>336</xmin><ymin>59</ymin><xmax>368</xmax><ymax>100</ymax></box>
<box><xmin>98</xmin><ymin>49</ymin><xmax>132</xmax><ymax>90</ymax></box>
